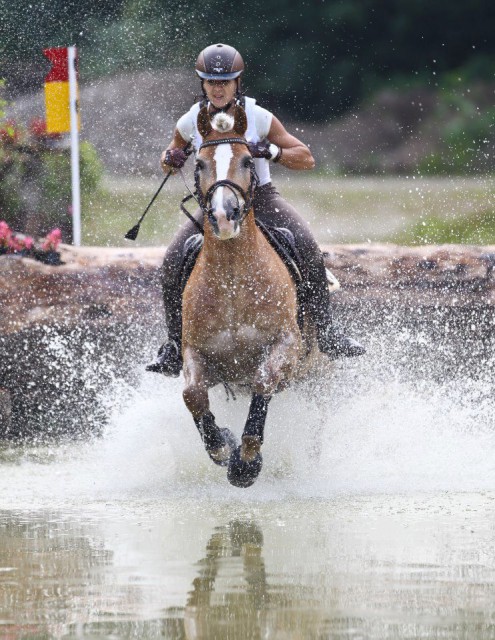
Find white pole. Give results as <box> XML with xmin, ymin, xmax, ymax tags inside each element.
<box><xmin>68</xmin><ymin>46</ymin><xmax>81</xmax><ymax>246</ymax></box>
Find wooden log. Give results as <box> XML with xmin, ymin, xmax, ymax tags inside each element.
<box><xmin>0</xmin><ymin>243</ymin><xmax>494</xmax><ymax>337</ymax></box>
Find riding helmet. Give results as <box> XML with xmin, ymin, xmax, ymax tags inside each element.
<box><xmin>195</xmin><ymin>44</ymin><xmax>244</xmax><ymax>81</ymax></box>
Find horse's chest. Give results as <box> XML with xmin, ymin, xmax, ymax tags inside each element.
<box><xmin>201</xmin><ymin>283</ymin><xmax>283</xmax><ymax>332</ymax></box>
<box><xmin>188</xmin><ymin>283</ymin><xmax>286</xmax><ymax>352</ymax></box>
<box><xmin>203</xmin><ymin>324</ymin><xmax>265</xmax><ymax>355</ymax></box>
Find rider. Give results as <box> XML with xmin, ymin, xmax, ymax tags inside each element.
<box><xmin>147</xmin><ymin>43</ymin><xmax>365</xmax><ymax>376</ymax></box>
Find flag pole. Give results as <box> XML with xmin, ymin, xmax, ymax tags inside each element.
<box><xmin>68</xmin><ymin>46</ymin><xmax>81</xmax><ymax>246</ymax></box>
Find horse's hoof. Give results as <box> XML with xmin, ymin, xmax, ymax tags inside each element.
<box><xmin>207</xmin><ymin>428</ymin><xmax>237</xmax><ymax>467</ymax></box>
<box><xmin>227</xmin><ymin>444</ymin><xmax>263</xmax><ymax>488</ymax></box>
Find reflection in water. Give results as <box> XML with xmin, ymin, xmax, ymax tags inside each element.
<box><xmin>184</xmin><ymin>520</ymin><xmax>268</xmax><ymax>640</ymax></box>
<box><xmin>3</xmin><ymin>502</ymin><xmax>495</xmax><ymax>639</ymax></box>
<box><xmin>184</xmin><ymin>520</ymin><xmax>329</xmax><ymax>640</ymax></box>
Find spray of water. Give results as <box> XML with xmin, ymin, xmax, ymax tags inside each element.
<box><xmin>1</xmin><ymin>320</ymin><xmax>493</xmax><ymax>510</ymax></box>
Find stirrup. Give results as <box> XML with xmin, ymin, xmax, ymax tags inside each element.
<box><xmin>319</xmin><ymin>329</ymin><xmax>366</xmax><ymax>360</ymax></box>
<box><xmin>145</xmin><ymin>340</ymin><xmax>182</xmax><ymax>376</ymax></box>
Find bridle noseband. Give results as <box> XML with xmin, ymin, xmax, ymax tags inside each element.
<box><xmin>180</xmin><ymin>137</ymin><xmax>259</xmax><ymax>236</ymax></box>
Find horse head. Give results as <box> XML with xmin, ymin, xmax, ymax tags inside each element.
<box><xmin>195</xmin><ymin>105</ymin><xmax>258</xmax><ymax>240</ymax></box>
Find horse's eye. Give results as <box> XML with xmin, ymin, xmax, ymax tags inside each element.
<box><xmin>243</xmin><ymin>157</ymin><xmax>252</xmax><ymax>168</ymax></box>
<box><xmin>196</xmin><ymin>159</ymin><xmax>205</xmax><ymax>171</ymax></box>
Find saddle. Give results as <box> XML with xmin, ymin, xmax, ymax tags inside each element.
<box><xmin>178</xmin><ymin>222</ymin><xmax>309</xmax><ymax>333</ymax></box>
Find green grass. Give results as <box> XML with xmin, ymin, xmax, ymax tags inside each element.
<box><xmin>82</xmin><ymin>175</ymin><xmax>187</xmax><ymax>247</ymax></box>
<box><xmin>81</xmin><ymin>173</ymin><xmax>495</xmax><ymax>247</ymax></box>
<box><xmin>395</xmin><ymin>209</ymin><xmax>495</xmax><ymax>246</ymax></box>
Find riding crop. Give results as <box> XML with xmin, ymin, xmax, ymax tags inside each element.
<box><xmin>124</xmin><ymin>140</ymin><xmax>193</xmax><ymax>241</ymax></box>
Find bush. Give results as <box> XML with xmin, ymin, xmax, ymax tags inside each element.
<box><xmin>0</xmin><ymin>92</ymin><xmax>104</xmax><ymax>239</ymax></box>
<box><xmin>419</xmin><ymin>88</ymin><xmax>495</xmax><ymax>175</ymax></box>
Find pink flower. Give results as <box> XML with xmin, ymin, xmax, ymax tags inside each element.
<box><xmin>22</xmin><ymin>236</ymin><xmax>34</xmax><ymax>250</ymax></box>
<box><xmin>0</xmin><ymin>221</ymin><xmax>12</xmax><ymax>248</ymax></box>
<box><xmin>8</xmin><ymin>236</ymin><xmax>23</xmax><ymax>252</ymax></box>
<box><xmin>42</xmin><ymin>228</ymin><xmax>62</xmax><ymax>251</ymax></box>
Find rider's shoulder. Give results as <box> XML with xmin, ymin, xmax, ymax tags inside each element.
<box><xmin>176</xmin><ymin>103</ymin><xmax>201</xmax><ymax>139</ymax></box>
<box><xmin>248</xmin><ymin>99</ymin><xmax>273</xmax><ymax>139</ymax></box>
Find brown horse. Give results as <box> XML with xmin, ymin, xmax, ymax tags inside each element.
<box><xmin>181</xmin><ymin>105</ymin><xmax>319</xmax><ymax>487</ymax></box>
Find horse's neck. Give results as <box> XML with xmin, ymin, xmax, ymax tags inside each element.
<box><xmin>202</xmin><ymin>211</ymin><xmax>261</xmax><ymax>278</ymax></box>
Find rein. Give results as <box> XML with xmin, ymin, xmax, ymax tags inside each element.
<box><xmin>180</xmin><ymin>137</ymin><xmax>259</xmax><ymax>235</ymax></box>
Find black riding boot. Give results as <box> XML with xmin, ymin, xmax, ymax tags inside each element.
<box><xmin>317</xmin><ymin>323</ymin><xmax>366</xmax><ymax>359</ymax></box>
<box><xmin>304</xmin><ymin>273</ymin><xmax>366</xmax><ymax>360</ymax></box>
<box><xmin>146</xmin><ymin>278</ymin><xmax>183</xmax><ymax>376</ymax></box>
<box><xmin>146</xmin><ymin>234</ymin><xmax>204</xmax><ymax>376</ymax></box>
<box><xmin>145</xmin><ymin>338</ymin><xmax>182</xmax><ymax>376</ymax></box>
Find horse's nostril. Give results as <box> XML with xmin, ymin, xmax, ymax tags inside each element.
<box><xmin>226</xmin><ymin>202</ymin><xmax>241</xmax><ymax>221</ymax></box>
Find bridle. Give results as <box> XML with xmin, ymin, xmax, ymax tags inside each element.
<box><xmin>180</xmin><ymin>137</ymin><xmax>259</xmax><ymax>236</ymax></box>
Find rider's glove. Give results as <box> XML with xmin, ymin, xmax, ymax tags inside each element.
<box><xmin>247</xmin><ymin>141</ymin><xmax>282</xmax><ymax>162</ymax></box>
<box><xmin>164</xmin><ymin>148</ymin><xmax>188</xmax><ymax>169</ymax></box>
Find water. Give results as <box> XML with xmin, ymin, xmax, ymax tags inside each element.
<box><xmin>1</xmin><ymin>322</ymin><xmax>495</xmax><ymax>639</ymax></box>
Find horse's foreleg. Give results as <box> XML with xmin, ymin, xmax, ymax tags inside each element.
<box><xmin>242</xmin><ymin>394</ymin><xmax>271</xmax><ymax>459</ymax></box>
<box><xmin>183</xmin><ymin>345</ymin><xmax>237</xmax><ymax>466</ymax></box>
<box><xmin>227</xmin><ymin>394</ymin><xmax>271</xmax><ymax>489</ymax></box>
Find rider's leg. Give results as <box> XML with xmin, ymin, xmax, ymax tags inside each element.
<box><xmin>253</xmin><ymin>183</ymin><xmax>365</xmax><ymax>359</ymax></box>
<box><xmin>146</xmin><ymin>208</ymin><xmax>203</xmax><ymax>375</ymax></box>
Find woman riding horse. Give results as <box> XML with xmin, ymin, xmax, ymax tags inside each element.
<box><xmin>147</xmin><ymin>43</ymin><xmax>365</xmax><ymax>376</ymax></box>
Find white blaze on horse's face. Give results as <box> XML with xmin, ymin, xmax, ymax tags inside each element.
<box><xmin>211</xmin><ymin>143</ymin><xmax>243</xmax><ymax>240</ymax></box>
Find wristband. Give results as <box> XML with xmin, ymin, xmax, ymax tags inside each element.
<box><xmin>269</xmin><ymin>144</ymin><xmax>282</xmax><ymax>163</ymax></box>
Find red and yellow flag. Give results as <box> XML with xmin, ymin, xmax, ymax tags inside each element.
<box><xmin>43</xmin><ymin>47</ymin><xmax>80</xmax><ymax>133</ymax></box>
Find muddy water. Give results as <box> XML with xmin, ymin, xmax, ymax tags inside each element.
<box><xmin>1</xmin><ymin>324</ymin><xmax>495</xmax><ymax>639</ymax></box>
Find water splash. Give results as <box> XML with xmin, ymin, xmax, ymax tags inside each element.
<box><xmin>1</xmin><ymin>320</ymin><xmax>493</xmax><ymax>510</ymax></box>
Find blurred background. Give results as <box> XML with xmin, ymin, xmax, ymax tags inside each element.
<box><xmin>0</xmin><ymin>0</ymin><xmax>494</xmax><ymax>245</ymax></box>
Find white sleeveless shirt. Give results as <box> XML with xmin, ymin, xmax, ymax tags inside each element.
<box><xmin>176</xmin><ymin>97</ymin><xmax>273</xmax><ymax>186</ymax></box>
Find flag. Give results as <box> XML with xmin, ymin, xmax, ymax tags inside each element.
<box><xmin>43</xmin><ymin>47</ymin><xmax>80</xmax><ymax>134</ymax></box>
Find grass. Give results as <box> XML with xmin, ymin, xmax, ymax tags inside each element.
<box><xmin>395</xmin><ymin>209</ymin><xmax>495</xmax><ymax>246</ymax></box>
<box><xmin>81</xmin><ymin>171</ymin><xmax>495</xmax><ymax>247</ymax></box>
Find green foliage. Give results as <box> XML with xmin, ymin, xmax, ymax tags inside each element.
<box><xmin>2</xmin><ymin>0</ymin><xmax>495</xmax><ymax>120</ymax></box>
<box><xmin>419</xmin><ymin>88</ymin><xmax>495</xmax><ymax>175</ymax></box>
<box><xmin>0</xmin><ymin>127</ymin><xmax>104</xmax><ymax>235</ymax></box>
<box><xmin>397</xmin><ymin>209</ymin><xmax>495</xmax><ymax>245</ymax></box>
<box><xmin>40</xmin><ymin>141</ymin><xmax>103</xmax><ymax>204</ymax></box>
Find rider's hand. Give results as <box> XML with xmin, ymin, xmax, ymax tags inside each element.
<box><xmin>161</xmin><ymin>148</ymin><xmax>188</xmax><ymax>172</ymax></box>
<box><xmin>247</xmin><ymin>141</ymin><xmax>282</xmax><ymax>162</ymax></box>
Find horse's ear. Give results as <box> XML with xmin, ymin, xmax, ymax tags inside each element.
<box><xmin>197</xmin><ymin>106</ymin><xmax>212</xmax><ymax>138</ymax></box>
<box><xmin>233</xmin><ymin>105</ymin><xmax>247</xmax><ymax>136</ymax></box>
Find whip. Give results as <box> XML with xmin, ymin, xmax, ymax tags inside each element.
<box><xmin>125</xmin><ymin>140</ymin><xmax>192</xmax><ymax>241</ymax></box>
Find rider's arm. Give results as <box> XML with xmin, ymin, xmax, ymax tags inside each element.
<box><xmin>267</xmin><ymin>116</ymin><xmax>315</xmax><ymax>170</ymax></box>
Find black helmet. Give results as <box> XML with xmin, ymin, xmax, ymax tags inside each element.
<box><xmin>195</xmin><ymin>43</ymin><xmax>244</xmax><ymax>81</ymax></box>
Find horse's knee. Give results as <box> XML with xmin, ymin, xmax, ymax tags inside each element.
<box><xmin>254</xmin><ymin>348</ymin><xmax>297</xmax><ymax>396</ymax></box>
<box><xmin>253</xmin><ymin>365</ymin><xmax>280</xmax><ymax>396</ymax></box>
<box><xmin>183</xmin><ymin>383</ymin><xmax>208</xmax><ymax>419</ymax></box>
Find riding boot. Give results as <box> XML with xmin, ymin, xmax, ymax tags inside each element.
<box><xmin>317</xmin><ymin>323</ymin><xmax>366</xmax><ymax>359</ymax></box>
<box><xmin>305</xmin><ymin>277</ymin><xmax>366</xmax><ymax>360</ymax></box>
<box><xmin>145</xmin><ymin>337</ymin><xmax>182</xmax><ymax>376</ymax></box>
<box><xmin>146</xmin><ymin>285</ymin><xmax>183</xmax><ymax>376</ymax></box>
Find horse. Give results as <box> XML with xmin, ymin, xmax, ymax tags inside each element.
<box><xmin>180</xmin><ymin>105</ymin><xmax>320</xmax><ymax>488</ymax></box>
